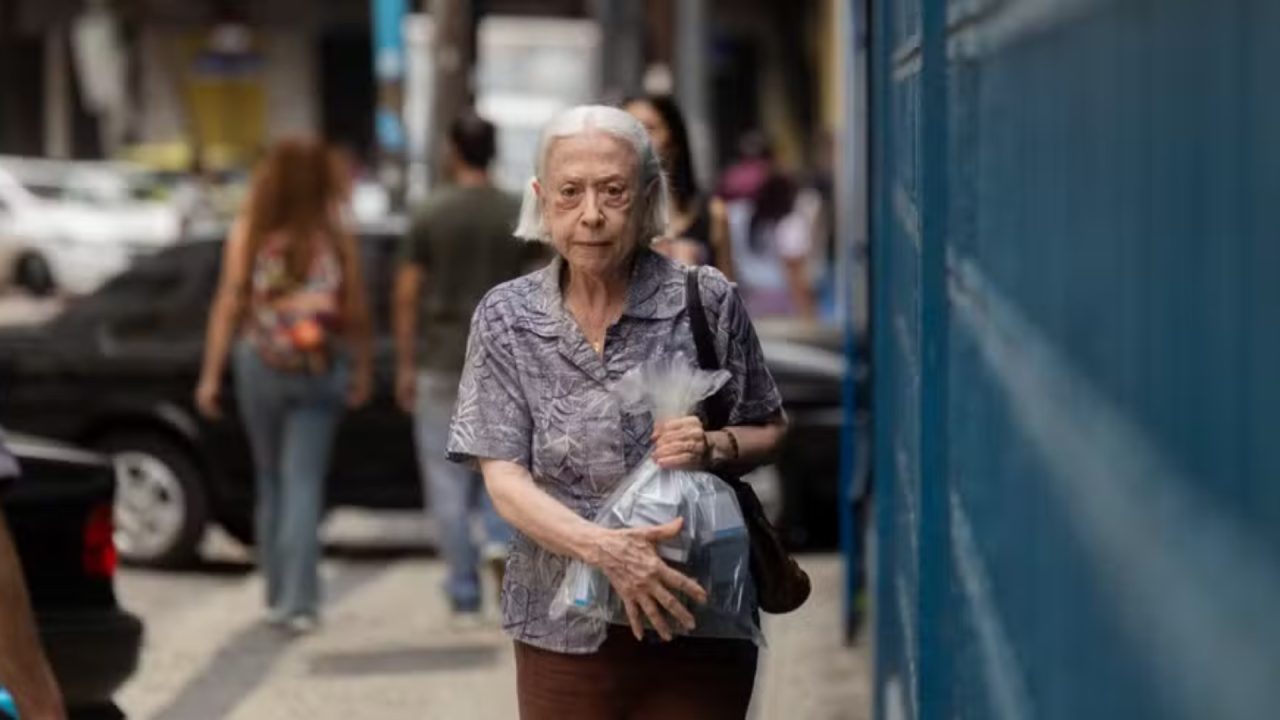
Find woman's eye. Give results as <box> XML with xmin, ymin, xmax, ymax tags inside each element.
<box><xmin>605</xmin><ymin>185</ymin><xmax>627</xmax><ymax>200</ymax></box>
<box><xmin>559</xmin><ymin>186</ymin><xmax>580</xmax><ymax>199</ymax></box>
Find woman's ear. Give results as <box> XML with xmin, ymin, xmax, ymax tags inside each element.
<box><xmin>514</xmin><ymin>175</ymin><xmax>548</xmax><ymax>241</ymax></box>
<box><xmin>533</xmin><ymin>179</ymin><xmax>549</xmax><ymax>219</ymax></box>
<box><xmin>644</xmin><ymin>175</ymin><xmax>669</xmax><ymax>240</ymax></box>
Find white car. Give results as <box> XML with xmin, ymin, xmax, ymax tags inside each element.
<box><xmin>0</xmin><ymin>158</ymin><xmax>181</xmax><ymax>296</ymax></box>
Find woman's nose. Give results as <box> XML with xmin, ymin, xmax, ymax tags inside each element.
<box><xmin>580</xmin><ymin>190</ymin><xmax>605</xmax><ymax>227</ymax></box>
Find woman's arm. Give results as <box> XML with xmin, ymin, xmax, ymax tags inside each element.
<box><xmin>653</xmin><ymin>415</ymin><xmax>788</xmax><ymax>474</ymax></box>
<box><xmin>480</xmin><ymin>459</ymin><xmax>707</xmax><ymax>641</ymax></box>
<box><xmin>782</xmin><ymin>255</ymin><xmax>817</xmax><ymax>319</ymax></box>
<box><xmin>336</xmin><ymin>228</ymin><xmax>374</xmax><ymax>406</ymax></box>
<box><xmin>195</xmin><ymin>219</ymin><xmax>252</xmax><ymax>418</ymax></box>
<box><xmin>711</xmin><ymin>417</ymin><xmax>789</xmax><ymax>473</ymax></box>
<box><xmin>479</xmin><ymin>459</ymin><xmax>604</xmax><ymax>562</ymax></box>
<box><xmin>776</xmin><ymin>211</ymin><xmax>817</xmax><ymax>319</ymax></box>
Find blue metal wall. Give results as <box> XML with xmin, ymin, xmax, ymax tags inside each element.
<box><xmin>870</xmin><ymin>1</ymin><xmax>1280</xmax><ymax>718</ymax></box>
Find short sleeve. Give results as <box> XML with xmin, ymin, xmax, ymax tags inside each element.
<box><xmin>447</xmin><ymin>294</ymin><xmax>533</xmax><ymax>468</ymax></box>
<box><xmin>701</xmin><ymin>269</ymin><xmax>785</xmax><ymax>426</ymax></box>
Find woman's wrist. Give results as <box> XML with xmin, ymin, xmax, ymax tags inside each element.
<box><xmin>574</xmin><ymin>523</ymin><xmax>611</xmax><ymax>567</ymax></box>
<box><xmin>197</xmin><ymin>366</ymin><xmax>219</xmax><ymax>388</ymax></box>
<box><xmin>704</xmin><ymin>430</ymin><xmax>740</xmax><ymax>470</ymax></box>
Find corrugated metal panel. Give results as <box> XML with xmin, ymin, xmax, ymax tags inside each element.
<box><xmin>871</xmin><ymin>1</ymin><xmax>1280</xmax><ymax>718</ymax></box>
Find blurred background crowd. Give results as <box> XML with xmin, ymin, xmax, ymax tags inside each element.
<box><xmin>0</xmin><ymin>0</ymin><xmax>860</xmax><ymax>328</ymax></box>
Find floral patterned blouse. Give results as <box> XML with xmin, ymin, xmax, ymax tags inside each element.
<box><xmin>244</xmin><ymin>234</ymin><xmax>343</xmax><ymax>372</ymax></box>
<box><xmin>447</xmin><ymin>250</ymin><xmax>783</xmax><ymax>654</ymax></box>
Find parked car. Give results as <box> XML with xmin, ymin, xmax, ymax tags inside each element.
<box><xmin>0</xmin><ymin>229</ymin><xmax>848</xmax><ymax>566</ymax></box>
<box><xmin>0</xmin><ymin>157</ymin><xmax>181</xmax><ymax>297</ymax></box>
<box><xmin>1</xmin><ymin>433</ymin><xmax>143</xmax><ymax>718</ymax></box>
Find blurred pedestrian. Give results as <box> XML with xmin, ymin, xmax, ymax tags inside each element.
<box><xmin>0</xmin><ymin>435</ymin><xmax>65</xmax><ymax>720</ymax></box>
<box><xmin>798</xmin><ymin>130</ymin><xmax>838</xmax><ymax>319</ymax></box>
<box><xmin>623</xmin><ymin>95</ymin><xmax>734</xmax><ymax>279</ymax></box>
<box><xmin>716</xmin><ymin>131</ymin><xmax>773</xmax><ymax>201</ymax></box>
<box><xmin>448</xmin><ymin>105</ymin><xmax>787</xmax><ymax>719</ymax></box>
<box><xmin>393</xmin><ymin>112</ymin><xmax>538</xmax><ymax>623</ymax></box>
<box><xmin>719</xmin><ymin>134</ymin><xmax>818</xmax><ymax>319</ymax></box>
<box><xmin>195</xmin><ymin>137</ymin><xmax>373</xmax><ymax>634</ymax></box>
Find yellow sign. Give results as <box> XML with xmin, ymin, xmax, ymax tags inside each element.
<box><xmin>180</xmin><ymin>29</ymin><xmax>267</xmax><ymax>168</ymax></box>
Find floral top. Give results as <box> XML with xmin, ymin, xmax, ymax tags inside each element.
<box><xmin>447</xmin><ymin>250</ymin><xmax>783</xmax><ymax>654</ymax></box>
<box><xmin>244</xmin><ymin>234</ymin><xmax>343</xmax><ymax>372</ymax></box>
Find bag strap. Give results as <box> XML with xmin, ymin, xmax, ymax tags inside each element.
<box><xmin>685</xmin><ymin>267</ymin><xmax>731</xmax><ymax>432</ymax></box>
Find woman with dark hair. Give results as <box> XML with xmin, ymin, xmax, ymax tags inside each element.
<box><xmin>196</xmin><ymin>137</ymin><xmax>373</xmax><ymax>633</ymax></box>
<box><xmin>624</xmin><ymin>95</ymin><xmax>735</xmax><ymax>278</ymax></box>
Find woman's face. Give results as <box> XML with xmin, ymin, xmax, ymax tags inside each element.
<box><xmin>536</xmin><ymin>132</ymin><xmax>643</xmax><ymax>278</ymax></box>
<box><xmin>625</xmin><ymin>101</ymin><xmax>672</xmax><ymax>163</ymax></box>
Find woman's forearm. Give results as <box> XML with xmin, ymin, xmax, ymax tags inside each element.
<box><xmin>480</xmin><ymin>460</ymin><xmax>607</xmax><ymax>565</ymax></box>
<box><xmin>199</xmin><ymin>295</ymin><xmax>240</xmax><ymax>383</ymax></box>
<box><xmin>783</xmin><ymin>257</ymin><xmax>816</xmax><ymax>319</ymax></box>
<box><xmin>710</xmin><ymin>418</ymin><xmax>789</xmax><ymax>474</ymax></box>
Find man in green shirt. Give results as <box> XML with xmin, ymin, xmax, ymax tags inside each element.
<box><xmin>393</xmin><ymin>112</ymin><xmax>537</xmax><ymax>619</ymax></box>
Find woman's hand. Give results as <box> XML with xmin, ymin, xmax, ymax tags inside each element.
<box><xmin>592</xmin><ymin>518</ymin><xmax>708</xmax><ymax>641</ymax></box>
<box><xmin>395</xmin><ymin>364</ymin><xmax>417</xmax><ymax>414</ymax></box>
<box><xmin>652</xmin><ymin>416</ymin><xmax>709</xmax><ymax>470</ymax></box>
<box><xmin>195</xmin><ymin>377</ymin><xmax>222</xmax><ymax>419</ymax></box>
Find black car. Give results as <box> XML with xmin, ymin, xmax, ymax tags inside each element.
<box><xmin>2</xmin><ymin>434</ymin><xmax>143</xmax><ymax>719</ymax></box>
<box><xmin>0</xmin><ymin>231</ymin><xmax>848</xmax><ymax>565</ymax></box>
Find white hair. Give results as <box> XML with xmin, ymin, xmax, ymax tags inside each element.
<box><xmin>513</xmin><ymin>105</ymin><xmax>670</xmax><ymax>244</ymax></box>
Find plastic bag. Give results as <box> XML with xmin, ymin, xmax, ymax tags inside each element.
<box><xmin>549</xmin><ymin>355</ymin><xmax>763</xmax><ymax>645</ymax></box>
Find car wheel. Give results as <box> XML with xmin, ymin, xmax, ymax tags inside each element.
<box><xmin>15</xmin><ymin>252</ymin><xmax>56</xmax><ymax>297</ymax></box>
<box><xmin>99</xmin><ymin>434</ymin><xmax>208</xmax><ymax>567</ymax></box>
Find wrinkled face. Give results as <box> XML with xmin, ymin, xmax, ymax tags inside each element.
<box><xmin>625</xmin><ymin>101</ymin><xmax>672</xmax><ymax>162</ymax></box>
<box><xmin>536</xmin><ymin>131</ymin><xmax>643</xmax><ymax>277</ymax></box>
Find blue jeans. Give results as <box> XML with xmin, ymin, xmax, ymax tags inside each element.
<box><xmin>233</xmin><ymin>341</ymin><xmax>348</xmax><ymax>618</ymax></box>
<box><xmin>416</xmin><ymin>371</ymin><xmax>513</xmax><ymax>611</ymax></box>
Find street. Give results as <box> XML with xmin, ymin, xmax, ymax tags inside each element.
<box><xmin>114</xmin><ymin>512</ymin><xmax>870</xmax><ymax>720</ymax></box>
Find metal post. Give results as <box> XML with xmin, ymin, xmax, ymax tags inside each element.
<box><xmin>593</xmin><ymin>0</ymin><xmax>643</xmax><ymax>102</ymax></box>
<box><xmin>836</xmin><ymin>0</ymin><xmax>870</xmax><ymax>644</ymax></box>
<box><xmin>917</xmin><ymin>0</ymin><xmax>952</xmax><ymax>715</ymax></box>
<box><xmin>869</xmin><ymin>0</ymin><xmax>897</xmax><ymax>716</ymax></box>
<box><xmin>428</xmin><ymin>0</ymin><xmax>472</xmax><ymax>185</ymax></box>
<box><xmin>675</xmin><ymin>0</ymin><xmax>713</xmax><ymax>187</ymax></box>
<box><xmin>43</xmin><ymin>26</ymin><xmax>71</xmax><ymax>159</ymax></box>
<box><xmin>372</xmin><ymin>0</ymin><xmax>408</xmax><ymax>208</ymax></box>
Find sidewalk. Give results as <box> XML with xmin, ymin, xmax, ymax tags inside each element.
<box><xmin>754</xmin><ymin>556</ymin><xmax>872</xmax><ymax>719</ymax></box>
<box><xmin>119</xmin><ymin>545</ymin><xmax>870</xmax><ymax>719</ymax></box>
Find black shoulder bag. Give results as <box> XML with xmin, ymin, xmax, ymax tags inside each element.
<box><xmin>685</xmin><ymin>268</ymin><xmax>811</xmax><ymax>615</ymax></box>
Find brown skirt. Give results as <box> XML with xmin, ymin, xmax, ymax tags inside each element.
<box><xmin>514</xmin><ymin>626</ymin><xmax>759</xmax><ymax>720</ymax></box>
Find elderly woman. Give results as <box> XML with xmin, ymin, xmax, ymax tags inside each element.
<box><xmin>447</xmin><ymin>105</ymin><xmax>787</xmax><ymax>719</ymax></box>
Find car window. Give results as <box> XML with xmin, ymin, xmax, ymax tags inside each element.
<box><xmin>58</xmin><ymin>243</ymin><xmax>221</xmax><ymax>343</ymax></box>
<box><xmin>57</xmin><ymin>235</ymin><xmax>394</xmax><ymax>347</ymax></box>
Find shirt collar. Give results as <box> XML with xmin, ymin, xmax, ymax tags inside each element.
<box><xmin>536</xmin><ymin>249</ymin><xmax>685</xmax><ymax>323</ymax></box>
